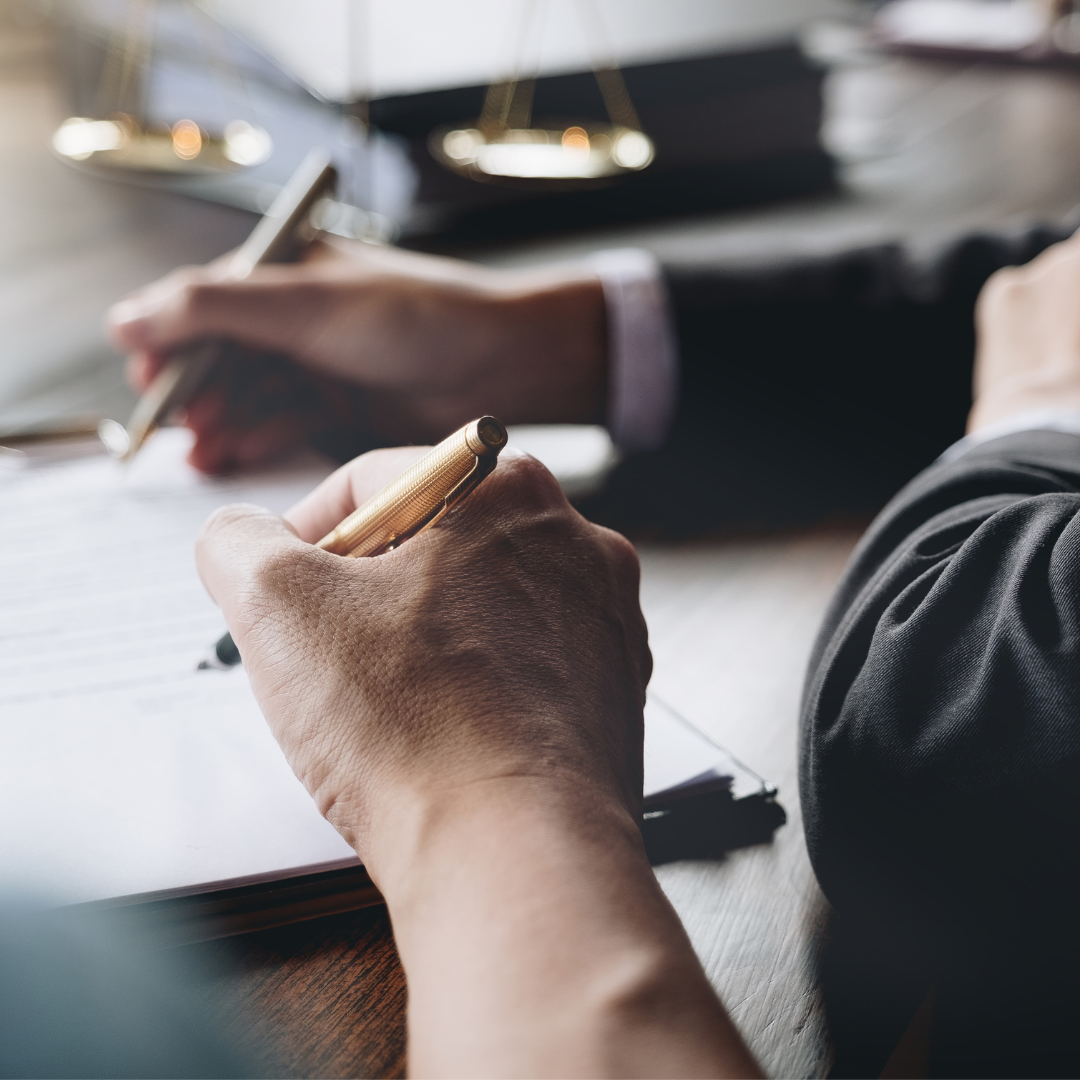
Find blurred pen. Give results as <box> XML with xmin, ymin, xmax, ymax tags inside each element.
<box><xmin>99</xmin><ymin>148</ymin><xmax>338</xmax><ymax>463</ymax></box>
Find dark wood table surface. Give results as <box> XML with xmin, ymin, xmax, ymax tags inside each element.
<box><xmin>6</xmin><ymin>7</ymin><xmax>1080</xmax><ymax>1076</ymax></box>
<box><xmin>194</xmin><ymin>907</ymin><xmax>409</xmax><ymax>1079</ymax></box>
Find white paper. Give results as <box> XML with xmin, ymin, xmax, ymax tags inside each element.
<box><xmin>0</xmin><ymin>428</ymin><xmax>743</xmax><ymax>906</ymax></box>
<box><xmin>0</xmin><ymin>430</ymin><xmax>355</xmax><ymax>903</ymax></box>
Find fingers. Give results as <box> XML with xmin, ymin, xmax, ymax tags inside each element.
<box><xmin>448</xmin><ymin>448</ymin><xmax>569</xmax><ymax>524</ymax></box>
<box><xmin>125</xmin><ymin>351</ymin><xmax>162</xmax><ymax>392</ymax></box>
<box><xmin>139</xmin><ymin>350</ymin><xmax>342</xmax><ymax>475</ymax></box>
<box><xmin>285</xmin><ymin>445</ymin><xmax>568</xmax><ymax>547</ymax></box>
<box><xmin>283</xmin><ymin>445</ymin><xmax>570</xmax><ymax>550</ymax></box>
<box><xmin>178</xmin><ymin>374</ymin><xmax>308</xmax><ymax>474</ymax></box>
<box><xmin>970</xmin><ymin>231</ymin><xmax>1080</xmax><ymax>430</ymax></box>
<box><xmin>285</xmin><ymin>446</ymin><xmax>430</xmax><ymax>543</ymax></box>
<box><xmin>107</xmin><ymin>262</ymin><xmax>330</xmax><ymax>359</ymax></box>
<box><xmin>195</xmin><ymin>503</ymin><xmax>304</xmax><ymax>624</ymax></box>
<box><xmin>186</xmin><ymin>413</ymin><xmax>308</xmax><ymax>475</ymax></box>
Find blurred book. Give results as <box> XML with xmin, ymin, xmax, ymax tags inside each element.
<box><xmin>370</xmin><ymin>43</ymin><xmax>836</xmax><ymax>239</ymax></box>
<box><xmin>207</xmin><ymin>0</ymin><xmax>851</xmax><ymax>103</ymax></box>
<box><xmin>874</xmin><ymin>0</ymin><xmax>1080</xmax><ymax>64</ymax></box>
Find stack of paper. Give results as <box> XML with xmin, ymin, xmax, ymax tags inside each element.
<box><xmin>0</xmin><ymin>430</ymin><xmax>778</xmax><ymax>939</ymax></box>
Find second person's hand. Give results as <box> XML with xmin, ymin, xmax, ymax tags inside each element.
<box><xmin>107</xmin><ymin>238</ymin><xmax>608</xmax><ymax>473</ymax></box>
<box><xmin>971</xmin><ymin>228</ymin><xmax>1080</xmax><ymax>431</ymax></box>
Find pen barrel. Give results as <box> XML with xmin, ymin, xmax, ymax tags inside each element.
<box><xmin>316</xmin><ymin>416</ymin><xmax>508</xmax><ymax>558</ymax></box>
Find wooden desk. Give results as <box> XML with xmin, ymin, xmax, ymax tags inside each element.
<box><xmin>5</xmin><ymin>9</ymin><xmax>1080</xmax><ymax>1077</ymax></box>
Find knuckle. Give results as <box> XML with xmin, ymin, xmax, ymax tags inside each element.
<box><xmin>984</xmin><ymin>265</ymin><xmax>1019</xmax><ymax>296</ymax></box>
<box><xmin>198</xmin><ymin>505</ymin><xmax>299</xmax><ymax>585</ymax></box>
<box><xmin>492</xmin><ymin>450</ymin><xmax>564</xmax><ymax>504</ymax></box>
<box><xmin>977</xmin><ymin>266</ymin><xmax>1023</xmax><ymax>316</ymax></box>
<box><xmin>199</xmin><ymin>501</ymin><xmax>266</xmax><ymax>541</ymax></box>
<box><xmin>1041</xmin><ymin>238</ymin><xmax>1078</xmax><ymax>266</ymax></box>
<box><xmin>593</xmin><ymin>524</ymin><xmax>641</xmax><ymax>580</ymax></box>
<box><xmin>603</xmin><ymin>526</ymin><xmax>639</xmax><ymax>568</ymax></box>
<box><xmin>249</xmin><ymin>543</ymin><xmax>310</xmax><ymax>591</ymax></box>
<box><xmin>173</xmin><ymin>277</ymin><xmax>215</xmax><ymax>321</ymax></box>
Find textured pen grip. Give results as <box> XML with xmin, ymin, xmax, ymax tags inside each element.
<box><xmin>316</xmin><ymin>416</ymin><xmax>507</xmax><ymax>558</ymax></box>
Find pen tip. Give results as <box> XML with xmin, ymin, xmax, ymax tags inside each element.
<box><xmin>196</xmin><ymin>644</ymin><xmax>239</xmax><ymax>671</ymax></box>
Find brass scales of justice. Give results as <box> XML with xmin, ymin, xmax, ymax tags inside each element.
<box><xmin>427</xmin><ymin>0</ymin><xmax>655</xmax><ymax>185</ymax></box>
<box><xmin>51</xmin><ymin>0</ymin><xmax>272</xmax><ymax>177</ymax></box>
<box><xmin>50</xmin><ymin>0</ymin><xmax>655</xmax><ymax>189</ymax></box>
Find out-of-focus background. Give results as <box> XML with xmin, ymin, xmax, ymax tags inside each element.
<box><xmin>8</xmin><ymin>6</ymin><xmax>1080</xmax><ymax>1076</ymax></box>
<box><xmin>6</xmin><ymin>0</ymin><xmax>1080</xmax><ymax>445</ymax></box>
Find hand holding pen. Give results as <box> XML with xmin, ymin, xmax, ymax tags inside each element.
<box><xmin>192</xmin><ymin>428</ymin><xmax>652</xmax><ymax>863</ymax></box>
<box><xmin>200</xmin><ymin>416</ymin><xmax>509</xmax><ymax>669</ymax></box>
<box><xmin>191</xmin><ymin>436</ymin><xmax>748</xmax><ymax>1079</ymax></box>
<box><xmin>105</xmin><ymin>207</ymin><xmax>609</xmax><ymax>474</ymax></box>
<box><xmin>100</xmin><ymin>148</ymin><xmax>338</xmax><ymax>462</ymax></box>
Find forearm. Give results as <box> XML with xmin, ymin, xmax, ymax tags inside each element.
<box><xmin>481</xmin><ymin>269</ymin><xmax>608</xmax><ymax>426</ymax></box>
<box><xmin>353</xmin><ymin>266</ymin><xmax>608</xmax><ymax>444</ymax></box>
<box><xmin>367</xmin><ymin>777</ymin><xmax>760</xmax><ymax>1079</ymax></box>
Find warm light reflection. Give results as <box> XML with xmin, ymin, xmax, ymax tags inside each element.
<box><xmin>52</xmin><ymin>115</ymin><xmax>273</xmax><ymax>175</ymax></box>
<box><xmin>52</xmin><ymin>117</ymin><xmax>126</xmax><ymax>160</ymax></box>
<box><xmin>435</xmin><ymin>124</ymin><xmax>654</xmax><ymax>182</ymax></box>
<box><xmin>171</xmin><ymin>119</ymin><xmax>203</xmax><ymax>160</ymax></box>
<box><xmin>223</xmin><ymin>120</ymin><xmax>273</xmax><ymax>166</ymax></box>
<box><xmin>561</xmin><ymin>126</ymin><xmax>590</xmax><ymax>154</ymax></box>
<box><xmin>612</xmin><ymin>129</ymin><xmax>653</xmax><ymax>169</ymax></box>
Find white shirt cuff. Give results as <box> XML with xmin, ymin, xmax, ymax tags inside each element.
<box><xmin>938</xmin><ymin>407</ymin><xmax>1080</xmax><ymax>464</ymax></box>
<box><xmin>587</xmin><ymin>248</ymin><xmax>678</xmax><ymax>453</ymax></box>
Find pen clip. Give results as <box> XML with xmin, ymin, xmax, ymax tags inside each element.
<box><xmin>391</xmin><ymin>454</ymin><xmax>497</xmax><ymax>548</ymax></box>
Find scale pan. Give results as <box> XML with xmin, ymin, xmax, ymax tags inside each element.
<box><xmin>52</xmin><ymin>117</ymin><xmax>272</xmax><ymax>177</ymax></box>
<box><xmin>430</xmin><ymin>122</ymin><xmax>654</xmax><ymax>184</ymax></box>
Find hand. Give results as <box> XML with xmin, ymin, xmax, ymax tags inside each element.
<box><xmin>197</xmin><ymin>446</ymin><xmax>649</xmax><ymax>854</ymax></box>
<box><xmin>970</xmin><ymin>229</ymin><xmax>1080</xmax><ymax>431</ymax></box>
<box><xmin>195</xmin><ymin>449</ymin><xmax>758</xmax><ymax>1077</ymax></box>
<box><xmin>108</xmin><ymin>239</ymin><xmax>608</xmax><ymax>473</ymax></box>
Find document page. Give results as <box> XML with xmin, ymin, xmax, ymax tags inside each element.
<box><xmin>0</xmin><ymin>430</ymin><xmax>355</xmax><ymax>903</ymax></box>
<box><xmin>0</xmin><ymin>428</ymin><xmax>749</xmax><ymax>908</ymax></box>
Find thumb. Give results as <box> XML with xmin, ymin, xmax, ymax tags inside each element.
<box><xmin>106</xmin><ymin>264</ymin><xmax>325</xmax><ymax>358</ymax></box>
<box><xmin>195</xmin><ymin>502</ymin><xmax>309</xmax><ymax>640</ymax></box>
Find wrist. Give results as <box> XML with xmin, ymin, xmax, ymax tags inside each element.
<box><xmin>360</xmin><ymin>772</ymin><xmax>636</xmax><ymax>902</ymax></box>
<box><xmin>355</xmin><ymin>773</ymin><xmax>759</xmax><ymax>1077</ymax></box>
<box><xmin>354</xmin><ymin>268</ymin><xmax>608</xmax><ymax>444</ymax></box>
<box><xmin>968</xmin><ymin>371</ymin><xmax>1080</xmax><ymax>432</ymax></box>
<box><xmin>969</xmin><ymin>338</ymin><xmax>1080</xmax><ymax>432</ymax></box>
<box><xmin>481</xmin><ymin>269</ymin><xmax>608</xmax><ymax>426</ymax></box>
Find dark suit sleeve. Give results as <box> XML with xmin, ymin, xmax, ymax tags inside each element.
<box><xmin>582</xmin><ymin>222</ymin><xmax>1076</xmax><ymax>534</ymax></box>
<box><xmin>664</xmin><ymin>224</ymin><xmax>1075</xmax><ymax>477</ymax></box>
<box><xmin>800</xmin><ymin>429</ymin><xmax>1080</xmax><ymax>1075</ymax></box>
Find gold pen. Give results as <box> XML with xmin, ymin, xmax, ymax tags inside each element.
<box><xmin>199</xmin><ymin>415</ymin><xmax>509</xmax><ymax>670</ymax></box>
<box><xmin>99</xmin><ymin>148</ymin><xmax>338</xmax><ymax>462</ymax></box>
